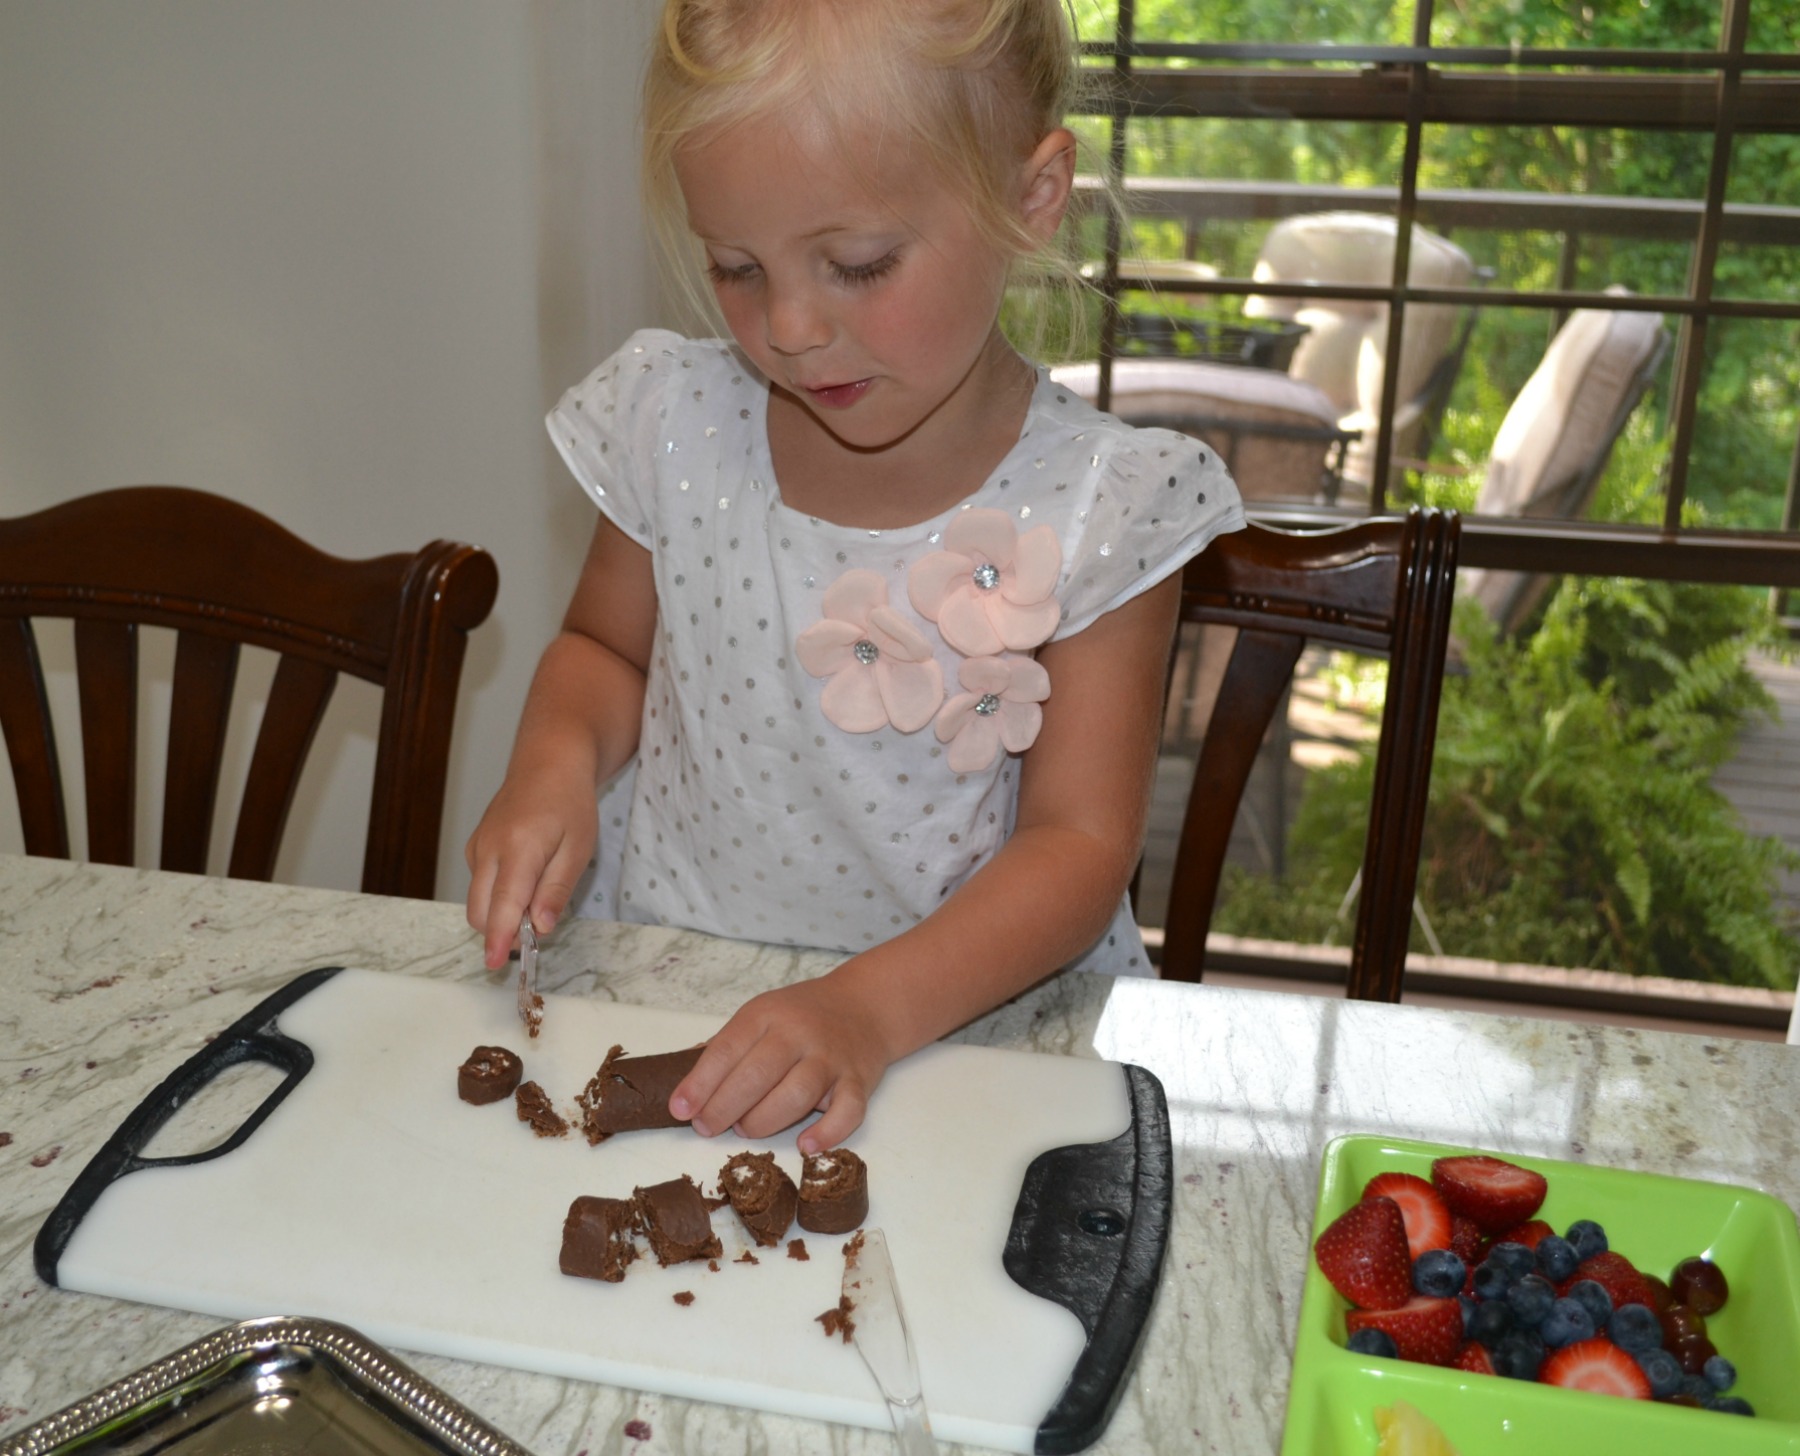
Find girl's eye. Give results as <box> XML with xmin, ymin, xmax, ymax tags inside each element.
<box><xmin>707</xmin><ymin>260</ymin><xmax>759</xmax><ymax>287</ymax></box>
<box><xmin>831</xmin><ymin>249</ymin><xmax>902</xmax><ymax>286</ymax></box>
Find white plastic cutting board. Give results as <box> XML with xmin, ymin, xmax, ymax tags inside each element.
<box><xmin>52</xmin><ymin>968</ymin><xmax>1132</xmax><ymax>1453</ymax></box>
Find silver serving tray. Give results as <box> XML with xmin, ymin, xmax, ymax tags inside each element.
<box><xmin>0</xmin><ymin>1316</ymin><xmax>535</xmax><ymax>1456</ymax></box>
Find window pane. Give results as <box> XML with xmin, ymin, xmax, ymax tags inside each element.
<box><xmin>1075</xmin><ymin>0</ymin><xmax>1404</xmax><ymax>47</ymax></box>
<box><xmin>1714</xmin><ymin>134</ymin><xmax>1800</xmax><ymax>304</ymax></box>
<box><xmin>1690</xmin><ymin>316</ymin><xmax>1800</xmax><ymax>531</ymax></box>
<box><xmin>1430</xmin><ymin>1</ymin><xmax>1721</xmax><ymax>52</ymax></box>
<box><xmin>1748</xmin><ymin>0</ymin><xmax>1800</xmax><ymax>53</ymax></box>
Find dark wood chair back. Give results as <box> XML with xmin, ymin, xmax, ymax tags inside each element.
<box><xmin>0</xmin><ymin>486</ymin><xmax>498</xmax><ymax>898</ymax></box>
<box><xmin>1158</xmin><ymin>507</ymin><xmax>1460</xmax><ymax>1001</ymax></box>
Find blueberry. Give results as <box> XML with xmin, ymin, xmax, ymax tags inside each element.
<box><xmin>1493</xmin><ymin>1328</ymin><xmax>1547</xmax><ymax>1380</ymax></box>
<box><xmin>1487</xmin><ymin>1241</ymin><xmax>1536</xmax><ymax>1278</ymax></box>
<box><xmin>1459</xmin><ymin>1293</ymin><xmax>1478</xmax><ymax>1336</ymax></box>
<box><xmin>1680</xmin><ymin>1374</ymin><xmax>1714</xmax><ymax>1402</ymax></box>
<box><xmin>1703</xmin><ymin>1354</ymin><xmax>1737</xmax><ymax>1392</ymax></box>
<box><xmin>1608</xmin><ymin>1303</ymin><xmax>1662</xmax><ymax>1354</ymax></box>
<box><xmin>1473</xmin><ymin>1259</ymin><xmax>1515</xmax><ymax>1302</ymax></box>
<box><xmin>1506</xmin><ymin>1273</ymin><xmax>1555</xmax><ymax>1327</ymax></box>
<box><xmin>1565</xmin><ymin>1277</ymin><xmax>1614</xmax><ymax>1326</ymax></box>
<box><xmin>1346</xmin><ymin>1327</ymin><xmax>1398</xmax><ymax>1359</ymax></box>
<box><xmin>1539</xmin><ymin>1297</ymin><xmax>1596</xmax><ymax>1348</ymax></box>
<box><xmin>1412</xmin><ymin>1249</ymin><xmax>1466</xmax><ymax>1299</ymax></box>
<box><xmin>1535</xmin><ymin>1234</ymin><xmax>1579</xmax><ymax>1283</ymax></box>
<box><xmin>1470</xmin><ymin>1298</ymin><xmax>1515</xmax><ymax>1348</ymax></box>
<box><xmin>1636</xmin><ymin>1348</ymin><xmax>1683</xmax><ymax>1398</ymax></box>
<box><xmin>1566</xmin><ymin>1219</ymin><xmax>1608</xmax><ymax>1261</ymax></box>
<box><xmin>1706</xmin><ymin>1395</ymin><xmax>1755</xmax><ymax>1416</ymax></box>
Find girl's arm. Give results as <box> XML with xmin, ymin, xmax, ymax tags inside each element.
<box><xmin>670</xmin><ymin>571</ymin><xmax>1182</xmax><ymax>1150</ymax></box>
<box><xmin>465</xmin><ymin>515</ymin><xmax>658</xmax><ymax>968</ymax></box>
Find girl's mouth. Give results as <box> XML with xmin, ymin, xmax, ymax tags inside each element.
<box><xmin>802</xmin><ymin>378</ymin><xmax>873</xmax><ymax>410</ymax></box>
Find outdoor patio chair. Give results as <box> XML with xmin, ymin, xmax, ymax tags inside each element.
<box><xmin>1153</xmin><ymin>508</ymin><xmax>1461</xmax><ymax>1001</ymax></box>
<box><xmin>1051</xmin><ymin>357</ymin><xmax>1358</xmax><ymax>505</ymax></box>
<box><xmin>1459</xmin><ymin>296</ymin><xmax>1669</xmax><ymax>633</ymax></box>
<box><xmin>1242</xmin><ymin>212</ymin><xmax>1478</xmax><ymax>493</ymax></box>
<box><xmin>0</xmin><ymin>485</ymin><xmax>498</xmax><ymax>898</ymax></box>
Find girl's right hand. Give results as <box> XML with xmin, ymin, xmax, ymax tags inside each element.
<box><xmin>464</xmin><ymin>766</ymin><xmax>599</xmax><ymax>969</ymax></box>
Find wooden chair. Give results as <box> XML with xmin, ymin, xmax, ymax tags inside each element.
<box><xmin>1156</xmin><ymin>507</ymin><xmax>1460</xmax><ymax>1001</ymax></box>
<box><xmin>0</xmin><ymin>486</ymin><xmax>498</xmax><ymax>899</ymax></box>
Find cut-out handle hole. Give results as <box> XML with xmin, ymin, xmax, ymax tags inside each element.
<box><xmin>1078</xmin><ymin>1207</ymin><xmax>1126</xmax><ymax>1237</ymax></box>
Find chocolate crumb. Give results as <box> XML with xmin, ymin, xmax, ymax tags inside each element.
<box><xmin>673</xmin><ymin>1290</ymin><xmax>695</xmax><ymax>1307</ymax></box>
<box><xmin>707</xmin><ymin>1259</ymin><xmax>720</xmax><ymax>1272</ymax></box>
<box><xmin>735</xmin><ymin>1249</ymin><xmax>760</xmax><ymax>1265</ymax></box>
<box><xmin>30</xmin><ymin>1146</ymin><xmax>61</xmax><ymax>1168</ymax></box>
<box><xmin>0</xmin><ymin>1132</ymin><xmax>12</xmax><ymax>1148</ymax></box>
<box><xmin>623</xmin><ymin>1419</ymin><xmax>652</xmax><ymax>1441</ymax></box>
<box><xmin>515</xmin><ymin>1081</ymin><xmax>569</xmax><ymax>1137</ymax></box>
<box><xmin>816</xmin><ymin>1295</ymin><xmax>855</xmax><ymax>1343</ymax></box>
<box><xmin>843</xmin><ymin>1229</ymin><xmax>867</xmax><ymax>1264</ymax></box>
<box><xmin>787</xmin><ymin>1238</ymin><xmax>809</xmax><ymax>1261</ymax></box>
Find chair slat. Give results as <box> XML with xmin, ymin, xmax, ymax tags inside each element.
<box><xmin>0</xmin><ymin>618</ymin><xmax>71</xmax><ymax>858</ymax></box>
<box><xmin>226</xmin><ymin>655</ymin><xmax>337</xmax><ymax>883</ymax></box>
<box><xmin>74</xmin><ymin>619</ymin><xmax>138</xmax><ymax>867</ymax></box>
<box><xmin>160</xmin><ymin>631</ymin><xmax>241</xmax><ymax>875</ymax></box>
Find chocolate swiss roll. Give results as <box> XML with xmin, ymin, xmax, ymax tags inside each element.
<box><xmin>559</xmin><ymin>1195</ymin><xmax>637</xmax><ymax>1282</ymax></box>
<box><xmin>796</xmin><ymin>1148</ymin><xmax>868</xmax><ymax>1234</ymax></box>
<box><xmin>632</xmin><ymin>1175</ymin><xmax>723</xmax><ymax>1266</ymax></box>
<box><xmin>578</xmin><ymin>1043</ymin><xmax>704</xmax><ymax>1144</ymax></box>
<box><xmin>457</xmin><ymin>1044</ymin><xmax>522</xmax><ymax>1105</ymax></box>
<box><xmin>718</xmin><ymin>1150</ymin><xmax>798</xmax><ymax>1247</ymax></box>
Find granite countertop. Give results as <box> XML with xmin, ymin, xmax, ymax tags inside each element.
<box><xmin>3</xmin><ymin>854</ymin><xmax>1798</xmax><ymax>1454</ymax></box>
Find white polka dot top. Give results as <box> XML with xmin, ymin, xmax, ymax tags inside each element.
<box><xmin>548</xmin><ymin>329</ymin><xmax>1244</xmax><ymax>975</ymax></box>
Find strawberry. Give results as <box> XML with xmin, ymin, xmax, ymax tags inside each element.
<box><xmin>1541</xmin><ymin>1338</ymin><xmax>1653</xmax><ymax>1398</ymax></box>
<box><xmin>1345</xmin><ymin>1297</ymin><xmax>1464</xmax><ymax>1367</ymax></box>
<box><xmin>1313</xmin><ymin>1196</ymin><xmax>1412</xmax><ymax>1310</ymax></box>
<box><xmin>1559</xmin><ymin>1251</ymin><xmax>1653</xmax><ymax>1312</ymax></box>
<box><xmin>1362</xmin><ymin>1172</ymin><xmax>1453</xmax><ymax>1261</ymax></box>
<box><xmin>1450</xmin><ymin>1215</ymin><xmax>1484</xmax><ymax>1267</ymax></box>
<box><xmin>1430</xmin><ymin>1155</ymin><xmax>1547</xmax><ymax>1234</ymax></box>
<box><xmin>1453</xmin><ymin>1341</ymin><xmax>1497</xmax><ymax>1376</ymax></box>
<box><xmin>1499</xmin><ymin>1218</ymin><xmax>1554</xmax><ymax>1251</ymax></box>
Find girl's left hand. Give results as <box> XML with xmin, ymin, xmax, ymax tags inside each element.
<box><xmin>668</xmin><ymin>969</ymin><xmax>895</xmax><ymax>1152</ymax></box>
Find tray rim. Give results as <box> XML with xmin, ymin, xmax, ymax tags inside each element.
<box><xmin>0</xmin><ymin>1314</ymin><xmax>534</xmax><ymax>1456</ymax></box>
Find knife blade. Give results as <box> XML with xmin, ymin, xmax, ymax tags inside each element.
<box><xmin>515</xmin><ymin>914</ymin><xmax>542</xmax><ymax>1037</ymax></box>
<box><xmin>841</xmin><ymin>1228</ymin><xmax>937</xmax><ymax>1456</ymax></box>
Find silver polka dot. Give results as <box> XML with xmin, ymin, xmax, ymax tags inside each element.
<box><xmin>972</xmin><ymin>562</ymin><xmax>1000</xmax><ymax>590</ymax></box>
<box><xmin>853</xmin><ymin>640</ymin><xmax>879</xmax><ymax>665</ymax></box>
<box><xmin>974</xmin><ymin>693</ymin><xmax>1002</xmax><ymax>715</ymax></box>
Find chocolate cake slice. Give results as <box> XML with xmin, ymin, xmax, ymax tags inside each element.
<box><xmin>577</xmin><ymin>1044</ymin><xmax>704</xmax><ymax>1144</ymax></box>
<box><xmin>559</xmin><ymin>1195</ymin><xmax>637</xmax><ymax>1282</ymax></box>
<box><xmin>457</xmin><ymin>1045</ymin><xmax>523</xmax><ymax>1105</ymax></box>
<box><xmin>632</xmin><ymin>1175</ymin><xmax>723</xmax><ymax>1266</ymax></box>
<box><xmin>718</xmin><ymin>1150</ymin><xmax>798</xmax><ymax>1247</ymax></box>
<box><xmin>797</xmin><ymin>1148</ymin><xmax>868</xmax><ymax>1234</ymax></box>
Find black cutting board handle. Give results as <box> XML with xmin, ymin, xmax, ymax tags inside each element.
<box><xmin>1002</xmin><ymin>1062</ymin><xmax>1173</xmax><ymax>1455</ymax></box>
<box><xmin>34</xmin><ymin>966</ymin><xmax>342</xmax><ymax>1287</ymax></box>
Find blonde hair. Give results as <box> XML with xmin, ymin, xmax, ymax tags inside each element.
<box><xmin>642</xmin><ymin>0</ymin><xmax>1100</xmax><ymax>353</ymax></box>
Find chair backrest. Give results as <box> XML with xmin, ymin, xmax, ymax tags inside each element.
<box><xmin>0</xmin><ymin>486</ymin><xmax>498</xmax><ymax>898</ymax></box>
<box><xmin>1158</xmin><ymin>508</ymin><xmax>1461</xmax><ymax>1000</ymax></box>
<box><xmin>1462</xmin><ymin>300</ymin><xmax>1668</xmax><ymax>632</ymax></box>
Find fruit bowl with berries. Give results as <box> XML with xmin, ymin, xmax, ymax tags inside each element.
<box><xmin>1280</xmin><ymin>1136</ymin><xmax>1800</xmax><ymax>1455</ymax></box>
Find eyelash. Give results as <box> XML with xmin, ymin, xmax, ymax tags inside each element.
<box><xmin>705</xmin><ymin>250</ymin><xmax>903</xmax><ymax>289</ymax></box>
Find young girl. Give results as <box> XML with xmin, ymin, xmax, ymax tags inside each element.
<box><xmin>466</xmin><ymin>0</ymin><xmax>1242</xmax><ymax>1152</ymax></box>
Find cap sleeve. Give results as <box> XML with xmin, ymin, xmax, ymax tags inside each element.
<box><xmin>1052</xmin><ymin>426</ymin><xmax>1245</xmax><ymax>641</ymax></box>
<box><xmin>545</xmin><ymin>327</ymin><xmax>688</xmax><ymax>545</ymax></box>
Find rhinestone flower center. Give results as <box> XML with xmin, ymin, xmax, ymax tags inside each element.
<box><xmin>852</xmin><ymin>639</ymin><xmax>880</xmax><ymax>665</ymax></box>
<box><xmin>974</xmin><ymin>693</ymin><xmax>1002</xmax><ymax>716</ymax></box>
<box><xmin>971</xmin><ymin>562</ymin><xmax>1001</xmax><ymax>591</ymax></box>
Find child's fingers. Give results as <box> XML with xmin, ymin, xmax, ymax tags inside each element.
<box><xmin>684</xmin><ymin>1032</ymin><xmax>811</xmax><ymax>1137</ymax></box>
<box><xmin>796</xmin><ymin>1083</ymin><xmax>868</xmax><ymax>1155</ymax></box>
<box><xmin>730</xmin><ymin>1058</ymin><xmax>841</xmax><ymax>1141</ymax></box>
<box><xmin>482</xmin><ymin>853</ymin><xmax>553</xmax><ymax>969</ymax></box>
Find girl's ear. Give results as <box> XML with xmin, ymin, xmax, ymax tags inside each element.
<box><xmin>1019</xmin><ymin>127</ymin><xmax>1077</xmax><ymax>243</ymax></box>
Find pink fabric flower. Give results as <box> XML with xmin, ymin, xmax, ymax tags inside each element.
<box><xmin>933</xmin><ymin>654</ymin><xmax>1051</xmax><ymax>772</ymax></box>
<box><xmin>907</xmin><ymin>508</ymin><xmax>1062</xmax><ymax>657</ymax></box>
<box><xmin>796</xmin><ymin>569</ymin><xmax>944</xmax><ymax>733</ymax></box>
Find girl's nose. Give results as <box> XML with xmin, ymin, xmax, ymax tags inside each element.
<box><xmin>764</xmin><ymin>280</ymin><xmax>830</xmax><ymax>356</ymax></box>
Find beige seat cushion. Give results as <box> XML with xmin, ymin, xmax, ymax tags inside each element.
<box><xmin>1052</xmin><ymin>358</ymin><xmax>1345</xmax><ymax>504</ymax></box>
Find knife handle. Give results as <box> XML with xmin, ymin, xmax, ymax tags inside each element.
<box><xmin>34</xmin><ymin>966</ymin><xmax>341</xmax><ymax>1286</ymax></box>
<box><xmin>887</xmin><ymin>1393</ymin><xmax>939</xmax><ymax>1456</ymax></box>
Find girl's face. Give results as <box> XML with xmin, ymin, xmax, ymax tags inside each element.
<box><xmin>675</xmin><ymin>106</ymin><xmax>1056</xmax><ymax>458</ymax></box>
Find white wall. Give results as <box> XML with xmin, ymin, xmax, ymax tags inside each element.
<box><xmin>0</xmin><ymin>0</ymin><xmax>663</xmax><ymax>902</ymax></box>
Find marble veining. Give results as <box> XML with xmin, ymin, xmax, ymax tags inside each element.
<box><xmin>3</xmin><ymin>855</ymin><xmax>1799</xmax><ymax>1454</ymax></box>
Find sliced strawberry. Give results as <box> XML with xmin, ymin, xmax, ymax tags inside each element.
<box><xmin>1454</xmin><ymin>1341</ymin><xmax>1497</xmax><ymax>1376</ymax></box>
<box><xmin>1430</xmin><ymin>1155</ymin><xmax>1548</xmax><ymax>1234</ymax></box>
<box><xmin>1313</xmin><ymin>1196</ymin><xmax>1412</xmax><ymax>1310</ymax></box>
<box><xmin>1361</xmin><ymin>1172</ymin><xmax>1453</xmax><ymax>1261</ymax></box>
<box><xmin>1541</xmin><ymin>1338</ymin><xmax>1652</xmax><ymax>1398</ymax></box>
<box><xmin>1345</xmin><ymin>1296</ymin><xmax>1464</xmax><ymax>1367</ymax></box>
<box><xmin>1559</xmin><ymin>1251</ymin><xmax>1653</xmax><ymax>1312</ymax></box>
<box><xmin>1500</xmin><ymin>1218</ymin><xmax>1554</xmax><ymax>1251</ymax></box>
<box><xmin>1450</xmin><ymin>1215</ymin><xmax>1484</xmax><ymax>1268</ymax></box>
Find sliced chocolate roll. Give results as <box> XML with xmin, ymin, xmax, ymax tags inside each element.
<box><xmin>515</xmin><ymin>1080</ymin><xmax>569</xmax><ymax>1137</ymax></box>
<box><xmin>559</xmin><ymin>1195</ymin><xmax>637</xmax><ymax>1282</ymax></box>
<box><xmin>632</xmin><ymin>1174</ymin><xmax>723</xmax><ymax>1266</ymax></box>
<box><xmin>577</xmin><ymin>1043</ymin><xmax>704</xmax><ymax>1144</ymax></box>
<box><xmin>718</xmin><ymin>1150</ymin><xmax>798</xmax><ymax>1247</ymax></box>
<box><xmin>457</xmin><ymin>1044</ymin><xmax>522</xmax><ymax>1105</ymax></box>
<box><xmin>796</xmin><ymin>1148</ymin><xmax>868</xmax><ymax>1234</ymax></box>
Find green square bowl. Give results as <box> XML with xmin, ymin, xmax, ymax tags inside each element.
<box><xmin>1279</xmin><ymin>1136</ymin><xmax>1800</xmax><ymax>1454</ymax></box>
